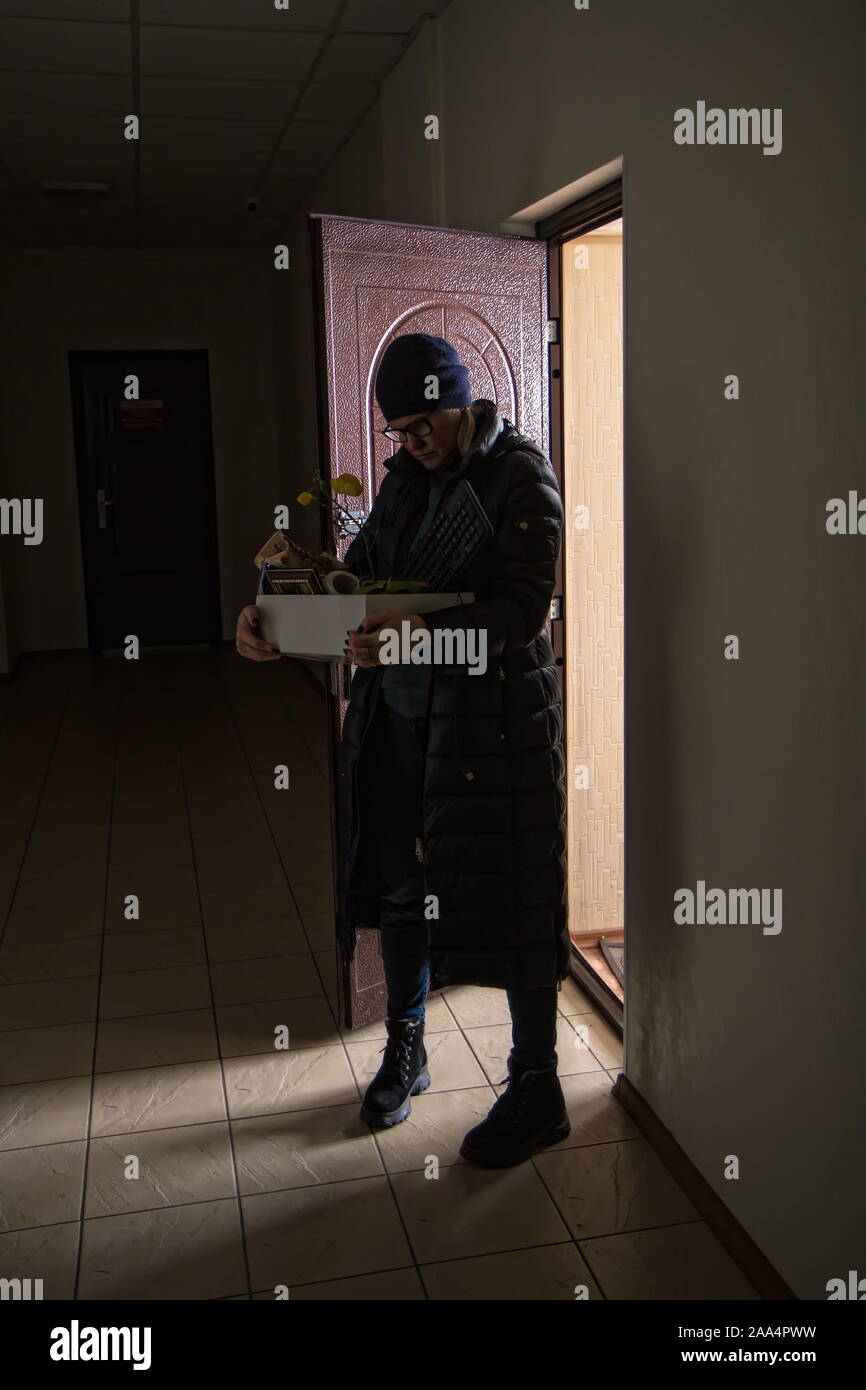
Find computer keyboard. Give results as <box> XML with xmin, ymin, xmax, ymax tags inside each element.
<box><xmin>408</xmin><ymin>479</ymin><xmax>494</xmax><ymax>590</ymax></box>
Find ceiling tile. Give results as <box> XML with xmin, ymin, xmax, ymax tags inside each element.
<box><xmin>0</xmin><ymin>200</ymin><xmax>246</xmax><ymax>249</ymax></box>
<box><xmin>2</xmin><ymin>189</ymin><xmax>139</xmax><ymax>248</ymax></box>
<box><xmin>314</xmin><ymin>32</ymin><xmax>404</xmax><ymax>82</ymax></box>
<box><xmin>141</xmin><ymin>0</ymin><xmax>340</xmax><ymax>30</ymax></box>
<box><xmin>0</xmin><ymin>71</ymin><xmax>131</xmax><ymax>115</ymax></box>
<box><xmin>275</xmin><ymin>120</ymin><xmax>352</xmax><ymax>160</ymax></box>
<box><xmin>295</xmin><ymin>81</ymin><xmax>376</xmax><ymax>123</ymax></box>
<box><xmin>140</xmin><ymin>25</ymin><xmax>321</xmax><ymax>80</ymax></box>
<box><xmin>0</xmin><ymin>113</ymin><xmax>126</xmax><ymax>157</ymax></box>
<box><xmin>0</xmin><ymin>139</ymin><xmax>132</xmax><ymax>182</ymax></box>
<box><xmin>258</xmin><ymin>152</ymin><xmax>327</xmax><ymax>204</ymax></box>
<box><xmin>141</xmin><ymin>76</ymin><xmax>302</xmax><ymax>120</ymax></box>
<box><xmin>141</xmin><ymin>166</ymin><xmax>255</xmax><ymax>209</ymax></box>
<box><xmin>0</xmin><ymin>18</ymin><xmax>130</xmax><ymax>73</ymax></box>
<box><xmin>141</xmin><ymin>116</ymin><xmax>283</xmax><ymax>152</ymax></box>
<box><xmin>140</xmin><ymin>144</ymin><xmax>260</xmax><ymax>178</ymax></box>
<box><xmin>340</xmin><ymin>0</ymin><xmax>437</xmax><ymax>32</ymax></box>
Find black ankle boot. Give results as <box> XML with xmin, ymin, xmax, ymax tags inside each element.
<box><xmin>360</xmin><ymin>1016</ymin><xmax>430</xmax><ymax>1128</ymax></box>
<box><xmin>459</xmin><ymin>1052</ymin><xmax>570</xmax><ymax>1167</ymax></box>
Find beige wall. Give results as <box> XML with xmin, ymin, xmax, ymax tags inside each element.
<box><xmin>292</xmin><ymin>0</ymin><xmax>863</xmax><ymax>1297</ymax></box>
<box><xmin>0</xmin><ymin>247</ymin><xmax>279</xmax><ymax>666</ymax></box>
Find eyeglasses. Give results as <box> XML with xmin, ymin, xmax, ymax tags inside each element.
<box><xmin>380</xmin><ymin>417</ymin><xmax>433</xmax><ymax>444</ymax></box>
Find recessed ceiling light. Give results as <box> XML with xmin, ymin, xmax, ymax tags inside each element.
<box><xmin>39</xmin><ymin>180</ymin><xmax>114</xmax><ymax>194</ymax></box>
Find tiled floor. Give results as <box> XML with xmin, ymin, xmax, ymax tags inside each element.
<box><xmin>0</xmin><ymin>650</ymin><xmax>759</xmax><ymax>1300</ymax></box>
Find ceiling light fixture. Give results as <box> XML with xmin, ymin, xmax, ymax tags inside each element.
<box><xmin>39</xmin><ymin>180</ymin><xmax>114</xmax><ymax>195</ymax></box>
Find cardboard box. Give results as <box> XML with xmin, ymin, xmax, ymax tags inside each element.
<box><xmin>256</xmin><ymin>592</ymin><xmax>475</xmax><ymax>661</ymax></box>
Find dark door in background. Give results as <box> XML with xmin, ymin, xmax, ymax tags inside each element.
<box><xmin>69</xmin><ymin>349</ymin><xmax>221</xmax><ymax>652</ymax></box>
<box><xmin>310</xmin><ymin>212</ymin><xmax>550</xmax><ymax>1030</ymax></box>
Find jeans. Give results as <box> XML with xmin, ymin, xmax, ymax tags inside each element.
<box><xmin>357</xmin><ymin>698</ymin><xmax>559</xmax><ymax>1069</ymax></box>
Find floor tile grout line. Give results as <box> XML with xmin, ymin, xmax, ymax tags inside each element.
<box><xmin>216</xmin><ymin>657</ymin><xmax>393</xmax><ymax>1291</ymax></box>
<box><xmin>5</xmin><ymin>960</ymin><xmax>324</xmax><ymax>987</ymax></box>
<box><xmin>175</xmin><ymin>670</ymin><xmax>256</xmax><ymax>1300</ymax></box>
<box><xmin>0</xmin><ymin>900</ymin><xmax>325</xmax><ymax>944</ymax></box>
<box><xmin>0</xmin><ymin>672</ymin><xmax>79</xmax><ymax>956</ymax></box>
<box><xmin>574</xmin><ymin>1217</ymin><xmax>714</xmax><ymax>1243</ymax></box>
<box><xmin>527</xmin><ymin>1136</ymin><xmax>611</xmax><ymax>1277</ymax></box>
<box><xmin>314</xmin><ymin>979</ymin><xmax>416</xmax><ymax>1292</ymax></box>
<box><xmin>0</xmin><ymin>1050</ymin><xmax>617</xmax><ymax>1095</ymax></box>
<box><xmin>71</xmin><ymin>657</ymin><xmax>124</xmax><ymax>1302</ymax></box>
<box><xmin>390</xmin><ymin>1237</ymin><xmax>581</xmax><ymax>1277</ymax></box>
<box><xmin>1</xmin><ymin>922</ymin><xmax>316</xmax><ymax>953</ymax></box>
<box><xmin>210</xmin><ymin>656</ymin><xmax>456</xmax><ymax>1303</ymax></box>
<box><xmin>215</xmin><ymin>666</ymin><xmax>358</xmax><ymax>1129</ymax></box>
<box><xmin>0</xmin><ymin>999</ymin><xmax>424</xmax><ymax>1046</ymax></box>
<box><xmin>393</xmin><ymin>996</ymin><xmax>623</xmax><ymax>1293</ymax></box>
<box><xmin>571</xmin><ymin>1213</ymin><xmax>763</xmax><ymax>1300</ymax></box>
<box><xmin>282</xmin><ymin>664</ymin><xmax>332</xmax><ymax>784</ymax></box>
<box><xmin>216</xmin><ymin>653</ymin><xmax>334</xmax><ymax>990</ymax></box>
<box><xmin>59</xmin><ymin>1154</ymin><xmax>656</xmax><ymax>1229</ymax></box>
<box><xmin>363</xmin><ymin>1088</ymin><xmax>429</xmax><ymax>1297</ymax></box>
<box><xmin>1</xmin><ymin>1111</ymin><xmax>638</xmax><ymax>1156</ymax></box>
<box><xmin>0</xmin><ymin>995</ymin><xmax>321</xmax><ymax>1033</ymax></box>
<box><xmin>0</xmin><ymin>998</ymin><xmax>609</xmax><ymax>1047</ymax></box>
<box><xmin>248</xmin><ymin>1238</ymin><xmax>585</xmax><ymax>1297</ymax></box>
<box><xmin>425</xmin><ymin>996</ymin><xmax>621</xmax><ymax>1084</ymax></box>
<box><xmin>522</xmin><ymin>1057</ymin><xmax>695</xmax><ymax>1299</ymax></box>
<box><xmin>0</xmin><ymin>968</ymin><xmax>605</xmax><ymax>1022</ymax></box>
<box><xmin>569</xmin><ymin>1234</ymin><xmax>613</xmax><ymax>1300</ymax></box>
<box><xmin>1</xmin><ymin>1029</ymin><xmax>616</xmax><ymax>1084</ymax></box>
<box><xmin>250</xmin><ymin>1258</ymin><xmax>425</xmax><ymax>1296</ymax></box>
<box><xmin>0</xmin><ymin>943</ymin><xmax>329</xmax><ymax>985</ymax></box>
<box><xmin>4</xmin><ymin>659</ymin><xmax>627</xmax><ymax>1292</ymax></box>
<box><xmin>6</xmin><ymin>1202</ymin><xmax>710</xmax><ymax>1253</ymax></box>
<box><xmin>362</xmin><ymin>986</ymin><xmax>564</xmax><ymax>1296</ymax></box>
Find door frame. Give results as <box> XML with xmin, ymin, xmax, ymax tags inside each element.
<box><xmin>68</xmin><ymin>347</ymin><xmax>222</xmax><ymax>653</ymax></box>
<box><xmin>538</xmin><ymin>178</ymin><xmax>626</xmax><ymax>1032</ymax></box>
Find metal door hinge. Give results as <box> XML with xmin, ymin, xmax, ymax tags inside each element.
<box><xmin>550</xmin><ymin>596</ymin><xmax>563</xmax><ymax>621</ymax></box>
<box><xmin>546</xmin><ymin>318</ymin><xmax>559</xmax><ymax>344</ymax></box>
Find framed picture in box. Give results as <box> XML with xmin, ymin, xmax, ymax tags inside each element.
<box><xmin>259</xmin><ymin>565</ymin><xmax>324</xmax><ymax>596</ymax></box>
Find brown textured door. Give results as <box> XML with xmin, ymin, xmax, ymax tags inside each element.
<box><xmin>310</xmin><ymin>212</ymin><xmax>549</xmax><ymax>1029</ymax></box>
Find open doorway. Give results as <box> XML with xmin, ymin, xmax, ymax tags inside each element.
<box><xmin>542</xmin><ymin>187</ymin><xmax>625</xmax><ymax>1032</ymax></box>
<box><xmin>309</xmin><ymin>203</ymin><xmax>624</xmax><ymax>1034</ymax></box>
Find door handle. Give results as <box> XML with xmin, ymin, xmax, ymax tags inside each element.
<box><xmin>96</xmin><ymin>487</ymin><xmax>115</xmax><ymax>529</ymax></box>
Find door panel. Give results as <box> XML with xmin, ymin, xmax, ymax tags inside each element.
<box><xmin>69</xmin><ymin>349</ymin><xmax>221</xmax><ymax>651</ymax></box>
<box><xmin>310</xmin><ymin>213</ymin><xmax>548</xmax><ymax>1030</ymax></box>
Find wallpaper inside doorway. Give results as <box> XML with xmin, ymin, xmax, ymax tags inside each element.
<box><xmin>561</xmin><ymin>232</ymin><xmax>624</xmax><ymax>943</ymax></box>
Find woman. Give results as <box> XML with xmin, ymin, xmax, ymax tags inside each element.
<box><xmin>237</xmin><ymin>332</ymin><xmax>570</xmax><ymax>1168</ymax></box>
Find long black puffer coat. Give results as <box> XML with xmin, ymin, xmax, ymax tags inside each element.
<box><xmin>335</xmin><ymin>397</ymin><xmax>569</xmax><ymax>992</ymax></box>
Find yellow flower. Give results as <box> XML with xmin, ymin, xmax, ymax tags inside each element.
<box><xmin>296</xmin><ymin>491</ymin><xmax>314</xmax><ymax>506</ymax></box>
<box><xmin>331</xmin><ymin>473</ymin><xmax>363</xmax><ymax>497</ymax></box>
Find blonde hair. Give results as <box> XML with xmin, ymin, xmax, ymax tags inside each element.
<box><xmin>456</xmin><ymin>405</ymin><xmax>476</xmax><ymax>455</ymax></box>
